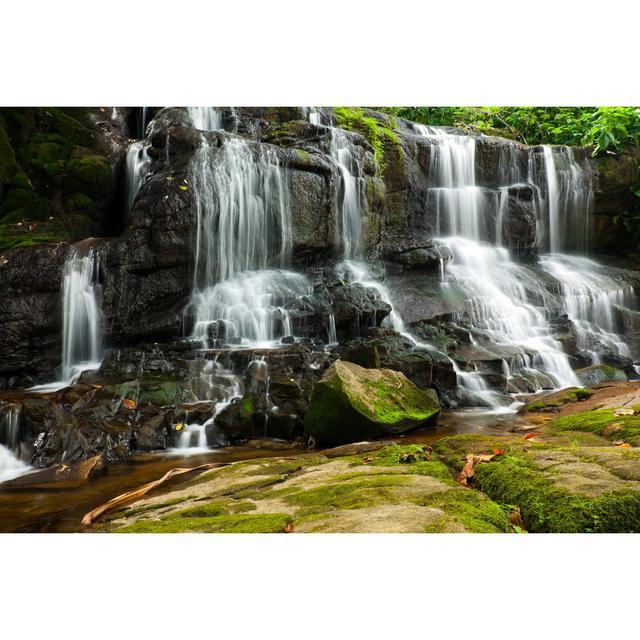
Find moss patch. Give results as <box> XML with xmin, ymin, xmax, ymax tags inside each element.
<box><xmin>333</xmin><ymin>107</ymin><xmax>401</xmax><ymax>172</ymax></box>
<box><xmin>117</xmin><ymin>513</ymin><xmax>293</xmax><ymax>533</ymax></box>
<box><xmin>305</xmin><ymin>360</ymin><xmax>440</xmax><ymax>445</ymax></box>
<box><xmin>551</xmin><ymin>409</ymin><xmax>640</xmax><ymax>445</ymax></box>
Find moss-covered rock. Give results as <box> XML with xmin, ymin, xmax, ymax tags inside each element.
<box><xmin>102</xmin><ymin>443</ymin><xmax>509</xmax><ymax>533</ymax></box>
<box><xmin>304</xmin><ymin>360</ymin><xmax>440</xmax><ymax>445</ymax></box>
<box><xmin>0</xmin><ymin>107</ymin><xmax>119</xmax><ymax>253</ymax></box>
<box><xmin>576</xmin><ymin>364</ymin><xmax>627</xmax><ymax>386</ymax></box>
<box><xmin>433</xmin><ymin>434</ymin><xmax>640</xmax><ymax>532</ymax></box>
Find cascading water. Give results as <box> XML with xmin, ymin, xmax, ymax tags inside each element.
<box><xmin>189</xmin><ymin>135</ymin><xmax>307</xmax><ymax>347</ymax></box>
<box><xmin>330</xmin><ymin>129</ymin><xmax>364</xmax><ymax>259</ymax></box>
<box><xmin>538</xmin><ymin>145</ymin><xmax>593</xmax><ymax>253</ymax></box>
<box><xmin>30</xmin><ymin>244</ymin><xmax>105</xmax><ymax>392</ymax></box>
<box><xmin>0</xmin><ymin>444</ymin><xmax>31</xmax><ymax>484</ymax></box>
<box><xmin>417</xmin><ymin>125</ymin><xmax>582</xmax><ymax>392</ymax></box>
<box><xmin>124</xmin><ymin>141</ymin><xmax>151</xmax><ymax>217</ymax></box>
<box><xmin>173</xmin><ymin>358</ymin><xmax>243</xmax><ymax>452</ymax></box>
<box><xmin>187</xmin><ymin>107</ymin><xmax>222</xmax><ymax>132</ymax></box>
<box><xmin>413</xmin><ymin>123</ymin><xmax>639</xmax><ymax>398</ymax></box>
<box><xmin>0</xmin><ymin>404</ymin><xmax>31</xmax><ymax>483</ymax></box>
<box><xmin>0</xmin><ymin>405</ymin><xmax>20</xmax><ymax>449</ymax></box>
<box><xmin>60</xmin><ymin>246</ymin><xmax>104</xmax><ymax>384</ymax></box>
<box><xmin>540</xmin><ymin>254</ymin><xmax>636</xmax><ymax>364</ymax></box>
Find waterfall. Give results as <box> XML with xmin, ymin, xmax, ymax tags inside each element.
<box><xmin>173</xmin><ymin>359</ymin><xmax>243</xmax><ymax>452</ymax></box>
<box><xmin>60</xmin><ymin>246</ymin><xmax>104</xmax><ymax>384</ymax></box>
<box><xmin>416</xmin><ymin>125</ymin><xmax>581</xmax><ymax>390</ymax></box>
<box><xmin>539</xmin><ymin>145</ymin><xmax>593</xmax><ymax>253</ymax></box>
<box><xmin>192</xmin><ymin>270</ymin><xmax>311</xmax><ymax>346</ymax></box>
<box><xmin>189</xmin><ymin>134</ymin><xmax>307</xmax><ymax>347</ymax></box>
<box><xmin>124</xmin><ymin>141</ymin><xmax>151</xmax><ymax>217</ymax></box>
<box><xmin>0</xmin><ymin>405</ymin><xmax>20</xmax><ymax>448</ymax></box>
<box><xmin>0</xmin><ymin>404</ymin><xmax>30</xmax><ymax>483</ymax></box>
<box><xmin>187</xmin><ymin>107</ymin><xmax>222</xmax><ymax>132</ymax></box>
<box><xmin>0</xmin><ymin>444</ymin><xmax>31</xmax><ymax>484</ymax></box>
<box><xmin>540</xmin><ymin>254</ymin><xmax>636</xmax><ymax>363</ymax></box>
<box><xmin>330</xmin><ymin>129</ymin><xmax>364</xmax><ymax>259</ymax></box>
<box><xmin>327</xmin><ymin>313</ymin><xmax>338</xmax><ymax>346</ymax></box>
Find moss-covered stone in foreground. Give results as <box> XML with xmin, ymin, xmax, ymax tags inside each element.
<box><xmin>106</xmin><ymin>444</ymin><xmax>509</xmax><ymax>533</ymax></box>
<box><xmin>118</xmin><ymin>513</ymin><xmax>293</xmax><ymax>534</ymax></box>
<box><xmin>434</xmin><ymin>435</ymin><xmax>640</xmax><ymax>533</ymax></box>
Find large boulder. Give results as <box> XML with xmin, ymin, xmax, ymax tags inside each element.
<box><xmin>576</xmin><ymin>364</ymin><xmax>627</xmax><ymax>386</ymax></box>
<box><xmin>305</xmin><ymin>359</ymin><xmax>440</xmax><ymax>444</ymax></box>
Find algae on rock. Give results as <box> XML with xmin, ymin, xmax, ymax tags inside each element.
<box><xmin>304</xmin><ymin>359</ymin><xmax>440</xmax><ymax>445</ymax></box>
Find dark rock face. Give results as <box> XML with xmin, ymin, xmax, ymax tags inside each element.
<box><xmin>0</xmin><ymin>243</ymin><xmax>67</xmax><ymax>385</ymax></box>
<box><xmin>0</xmin><ymin>108</ymin><xmax>127</xmax><ymax>250</ymax></box>
<box><xmin>2</xmin><ymin>106</ymin><xmax>640</xmax><ymax>468</ymax></box>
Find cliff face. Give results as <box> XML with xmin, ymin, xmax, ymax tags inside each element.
<box><xmin>0</xmin><ymin>107</ymin><xmax>639</xmax><ymax>385</ymax></box>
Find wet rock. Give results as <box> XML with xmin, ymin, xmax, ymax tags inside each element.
<box><xmin>305</xmin><ymin>359</ymin><xmax>440</xmax><ymax>445</ymax></box>
<box><xmin>576</xmin><ymin>364</ymin><xmax>628</xmax><ymax>386</ymax></box>
<box><xmin>2</xmin><ymin>453</ymin><xmax>106</xmax><ymax>489</ymax></box>
<box><xmin>0</xmin><ymin>243</ymin><xmax>68</xmax><ymax>384</ymax></box>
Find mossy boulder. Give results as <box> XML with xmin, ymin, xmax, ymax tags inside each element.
<box><xmin>305</xmin><ymin>360</ymin><xmax>440</xmax><ymax>445</ymax></box>
<box><xmin>576</xmin><ymin>364</ymin><xmax>627</xmax><ymax>386</ymax></box>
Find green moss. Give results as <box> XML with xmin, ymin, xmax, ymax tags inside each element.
<box><xmin>333</xmin><ymin>107</ymin><xmax>401</xmax><ymax>172</ymax></box>
<box><xmin>474</xmin><ymin>451</ymin><xmax>640</xmax><ymax>532</ymax></box>
<box><xmin>241</xmin><ymin>397</ymin><xmax>254</xmax><ymax>417</ymax></box>
<box><xmin>420</xmin><ymin>489</ymin><xmax>510</xmax><ymax>533</ymax></box>
<box><xmin>527</xmin><ymin>388</ymin><xmax>593</xmax><ymax>412</ymax></box>
<box><xmin>117</xmin><ymin>513</ymin><xmax>293</xmax><ymax>533</ymax></box>
<box><xmin>229</xmin><ymin>500</ymin><xmax>257</xmax><ymax>513</ymax></box>
<box><xmin>551</xmin><ymin>409</ymin><xmax>640</xmax><ymax>445</ymax></box>
<box><xmin>567</xmin><ymin>388</ymin><xmax>593</xmax><ymax>401</ymax></box>
<box><xmin>65</xmin><ymin>154</ymin><xmax>114</xmax><ymax>200</ymax></box>
<box><xmin>172</xmin><ymin>500</ymin><xmax>228</xmax><ymax>518</ymax></box>
<box><xmin>121</xmin><ymin>496</ymin><xmax>193</xmax><ymax>518</ymax></box>
<box><xmin>283</xmin><ymin>474</ymin><xmax>412</xmax><ymax>514</ymax></box>
<box><xmin>305</xmin><ymin>361</ymin><xmax>439</xmax><ymax>444</ymax></box>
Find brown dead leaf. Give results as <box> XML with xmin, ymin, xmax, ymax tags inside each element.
<box><xmin>283</xmin><ymin>522</ymin><xmax>294</xmax><ymax>533</ymax></box>
<box><xmin>616</xmin><ymin>442</ymin><xmax>633</xmax><ymax>448</ymax></box>
<box><xmin>492</xmin><ymin>448</ymin><xmax>505</xmax><ymax>456</ymax></box>
<box><xmin>456</xmin><ymin>454</ymin><xmax>476</xmax><ymax>486</ymax></box>
<box><xmin>508</xmin><ymin>509</ymin><xmax>526</xmax><ymax>530</ymax></box>
<box><xmin>361</xmin><ymin>456</ymin><xmax>374</xmax><ymax>465</ymax></box>
<box><xmin>122</xmin><ymin>398</ymin><xmax>136</xmax><ymax>410</ymax></box>
<box><xmin>523</xmin><ymin>432</ymin><xmax>541</xmax><ymax>440</ymax></box>
<box><xmin>456</xmin><ymin>452</ymin><xmax>498</xmax><ymax>485</ymax></box>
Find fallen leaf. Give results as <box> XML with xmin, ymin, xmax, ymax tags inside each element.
<box><xmin>456</xmin><ymin>452</ymin><xmax>498</xmax><ymax>485</ymax></box>
<box><xmin>523</xmin><ymin>432</ymin><xmax>541</xmax><ymax>440</ymax></box>
<box><xmin>474</xmin><ymin>453</ymin><xmax>497</xmax><ymax>463</ymax></box>
<box><xmin>283</xmin><ymin>522</ymin><xmax>294</xmax><ymax>533</ymax></box>
<box><xmin>492</xmin><ymin>448</ymin><xmax>505</xmax><ymax>456</ymax></box>
<box><xmin>122</xmin><ymin>398</ymin><xmax>136</xmax><ymax>410</ymax></box>
<box><xmin>179</xmin><ymin>185</ymin><xmax>188</xmax><ymax>191</ymax></box>
<box><xmin>456</xmin><ymin>454</ymin><xmax>476</xmax><ymax>486</ymax></box>
<box><xmin>614</xmin><ymin>408</ymin><xmax>636</xmax><ymax>417</ymax></box>
<box><xmin>361</xmin><ymin>456</ymin><xmax>374</xmax><ymax>464</ymax></box>
<box><xmin>174</xmin><ymin>422</ymin><xmax>185</xmax><ymax>432</ymax></box>
<box><xmin>616</xmin><ymin>442</ymin><xmax>633</xmax><ymax>448</ymax></box>
<box><xmin>508</xmin><ymin>509</ymin><xmax>526</xmax><ymax>530</ymax></box>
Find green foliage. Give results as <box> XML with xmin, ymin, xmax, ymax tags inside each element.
<box><xmin>377</xmin><ymin>106</ymin><xmax>640</xmax><ymax>155</ymax></box>
<box><xmin>333</xmin><ymin>107</ymin><xmax>400</xmax><ymax>171</ymax></box>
